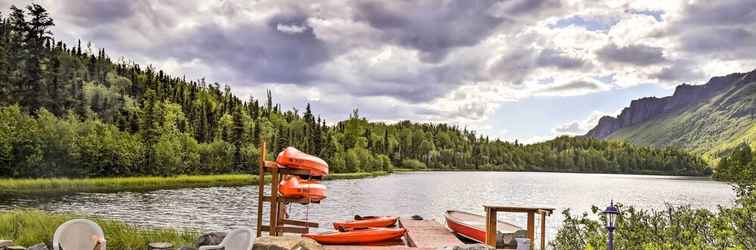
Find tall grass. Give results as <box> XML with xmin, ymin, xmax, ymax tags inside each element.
<box><xmin>0</xmin><ymin>171</ymin><xmax>394</xmax><ymax>194</ymax></box>
<box><xmin>0</xmin><ymin>210</ymin><xmax>199</xmax><ymax>249</ymax></box>
<box><xmin>0</xmin><ymin>174</ymin><xmax>257</xmax><ymax>194</ymax></box>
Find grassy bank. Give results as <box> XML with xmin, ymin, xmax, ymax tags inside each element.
<box><xmin>0</xmin><ymin>210</ymin><xmax>198</xmax><ymax>249</ymax></box>
<box><xmin>0</xmin><ymin>171</ymin><xmax>392</xmax><ymax>194</ymax></box>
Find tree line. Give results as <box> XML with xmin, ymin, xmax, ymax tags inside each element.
<box><xmin>0</xmin><ymin>4</ymin><xmax>712</xmax><ymax>178</ymax></box>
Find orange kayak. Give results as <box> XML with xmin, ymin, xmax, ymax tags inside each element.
<box><xmin>276</xmin><ymin>147</ymin><xmax>329</xmax><ymax>177</ymax></box>
<box><xmin>333</xmin><ymin>216</ymin><xmax>398</xmax><ymax>231</ymax></box>
<box><xmin>278</xmin><ymin>176</ymin><xmax>327</xmax><ymax>202</ymax></box>
<box><xmin>303</xmin><ymin>227</ymin><xmax>406</xmax><ymax>245</ymax></box>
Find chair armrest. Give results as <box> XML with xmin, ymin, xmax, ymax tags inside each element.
<box><xmin>198</xmin><ymin>245</ymin><xmax>225</xmax><ymax>250</ymax></box>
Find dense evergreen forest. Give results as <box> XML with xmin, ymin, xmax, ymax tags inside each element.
<box><xmin>0</xmin><ymin>4</ymin><xmax>711</xmax><ymax>178</ymax></box>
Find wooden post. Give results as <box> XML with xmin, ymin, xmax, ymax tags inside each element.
<box><xmin>270</xmin><ymin>163</ymin><xmax>280</xmax><ymax>236</ymax></box>
<box><xmin>485</xmin><ymin>207</ymin><xmax>497</xmax><ymax>247</ymax></box>
<box><xmin>527</xmin><ymin>211</ymin><xmax>535</xmax><ymax>250</ymax></box>
<box><xmin>256</xmin><ymin>141</ymin><xmax>266</xmax><ymax>237</ymax></box>
<box><xmin>540</xmin><ymin>211</ymin><xmax>547</xmax><ymax>250</ymax></box>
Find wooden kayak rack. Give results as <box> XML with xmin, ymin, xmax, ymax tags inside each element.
<box><xmin>483</xmin><ymin>205</ymin><xmax>554</xmax><ymax>250</ymax></box>
<box><xmin>255</xmin><ymin>142</ymin><xmax>320</xmax><ymax>237</ymax></box>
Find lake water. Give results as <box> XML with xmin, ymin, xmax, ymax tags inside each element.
<box><xmin>0</xmin><ymin>171</ymin><xmax>736</xmax><ymax>241</ymax></box>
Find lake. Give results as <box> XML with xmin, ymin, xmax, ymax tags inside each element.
<box><xmin>0</xmin><ymin>171</ymin><xmax>736</xmax><ymax>241</ymax></box>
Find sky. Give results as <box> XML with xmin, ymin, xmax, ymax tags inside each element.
<box><xmin>1</xmin><ymin>0</ymin><xmax>755</xmax><ymax>143</ymax></box>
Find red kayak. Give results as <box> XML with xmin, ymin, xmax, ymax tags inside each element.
<box><xmin>278</xmin><ymin>176</ymin><xmax>327</xmax><ymax>203</ymax></box>
<box><xmin>333</xmin><ymin>216</ymin><xmax>398</xmax><ymax>231</ymax></box>
<box><xmin>444</xmin><ymin>210</ymin><xmax>526</xmax><ymax>248</ymax></box>
<box><xmin>276</xmin><ymin>147</ymin><xmax>329</xmax><ymax>177</ymax></box>
<box><xmin>303</xmin><ymin>227</ymin><xmax>406</xmax><ymax>245</ymax></box>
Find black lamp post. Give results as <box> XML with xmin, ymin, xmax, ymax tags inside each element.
<box><xmin>603</xmin><ymin>200</ymin><xmax>619</xmax><ymax>250</ymax></box>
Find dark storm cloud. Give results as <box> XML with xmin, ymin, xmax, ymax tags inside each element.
<box><xmin>536</xmin><ymin>48</ymin><xmax>590</xmax><ymax>69</ymax></box>
<box><xmin>679</xmin><ymin>28</ymin><xmax>756</xmax><ymax>57</ymax></box>
<box><xmin>671</xmin><ymin>0</ymin><xmax>756</xmax><ymax>57</ymax></box>
<box><xmin>354</xmin><ymin>0</ymin><xmax>508</xmax><ymax>63</ymax></box>
<box><xmin>61</xmin><ymin>0</ymin><xmax>137</xmax><ymax>25</ymax></box>
<box><xmin>497</xmin><ymin>0</ymin><xmax>562</xmax><ymax>14</ymax></box>
<box><xmin>652</xmin><ymin>61</ymin><xmax>705</xmax><ymax>83</ymax></box>
<box><xmin>678</xmin><ymin>0</ymin><xmax>756</xmax><ymax>26</ymax></box>
<box><xmin>152</xmin><ymin>12</ymin><xmax>330</xmax><ymax>84</ymax></box>
<box><xmin>539</xmin><ymin>80</ymin><xmax>602</xmax><ymax>93</ymax></box>
<box><xmin>596</xmin><ymin>43</ymin><xmax>666</xmax><ymax>66</ymax></box>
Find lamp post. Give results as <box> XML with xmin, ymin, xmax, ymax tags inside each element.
<box><xmin>603</xmin><ymin>200</ymin><xmax>619</xmax><ymax>250</ymax></box>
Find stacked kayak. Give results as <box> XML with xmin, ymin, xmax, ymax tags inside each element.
<box><xmin>303</xmin><ymin>216</ymin><xmax>405</xmax><ymax>245</ymax></box>
<box><xmin>278</xmin><ymin>176</ymin><xmax>327</xmax><ymax>203</ymax></box>
<box><xmin>276</xmin><ymin>147</ymin><xmax>329</xmax><ymax>203</ymax></box>
<box><xmin>276</xmin><ymin>147</ymin><xmax>329</xmax><ymax>177</ymax></box>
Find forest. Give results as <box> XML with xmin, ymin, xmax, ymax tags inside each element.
<box><xmin>0</xmin><ymin>4</ymin><xmax>711</xmax><ymax>178</ymax></box>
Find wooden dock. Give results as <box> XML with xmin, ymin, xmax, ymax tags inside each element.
<box><xmin>322</xmin><ymin>217</ymin><xmax>463</xmax><ymax>250</ymax></box>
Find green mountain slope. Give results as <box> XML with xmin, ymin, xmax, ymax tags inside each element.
<box><xmin>588</xmin><ymin>70</ymin><xmax>756</xmax><ymax>161</ymax></box>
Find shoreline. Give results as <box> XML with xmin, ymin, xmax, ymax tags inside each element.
<box><xmin>0</xmin><ymin>171</ymin><xmax>392</xmax><ymax>195</ymax></box>
<box><xmin>0</xmin><ymin>168</ymin><xmax>717</xmax><ymax>195</ymax></box>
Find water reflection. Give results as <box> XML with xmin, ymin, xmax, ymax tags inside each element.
<box><xmin>0</xmin><ymin>172</ymin><xmax>736</xmax><ymax>241</ymax></box>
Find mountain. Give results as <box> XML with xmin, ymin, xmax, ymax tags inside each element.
<box><xmin>586</xmin><ymin>69</ymin><xmax>756</xmax><ymax>160</ymax></box>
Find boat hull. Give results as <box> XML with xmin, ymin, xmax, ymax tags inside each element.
<box><xmin>276</xmin><ymin>147</ymin><xmax>329</xmax><ymax>177</ymax></box>
<box><xmin>444</xmin><ymin>210</ymin><xmax>526</xmax><ymax>248</ymax></box>
<box><xmin>303</xmin><ymin>227</ymin><xmax>406</xmax><ymax>245</ymax></box>
<box><xmin>278</xmin><ymin>176</ymin><xmax>327</xmax><ymax>202</ymax></box>
<box><xmin>333</xmin><ymin>216</ymin><xmax>398</xmax><ymax>231</ymax></box>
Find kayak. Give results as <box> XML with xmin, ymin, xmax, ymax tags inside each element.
<box><xmin>278</xmin><ymin>176</ymin><xmax>327</xmax><ymax>203</ymax></box>
<box><xmin>302</xmin><ymin>227</ymin><xmax>406</xmax><ymax>245</ymax></box>
<box><xmin>276</xmin><ymin>147</ymin><xmax>329</xmax><ymax>177</ymax></box>
<box><xmin>333</xmin><ymin>216</ymin><xmax>398</xmax><ymax>231</ymax></box>
<box><xmin>444</xmin><ymin>210</ymin><xmax>526</xmax><ymax>248</ymax></box>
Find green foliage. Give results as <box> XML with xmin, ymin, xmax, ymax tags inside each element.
<box><xmin>554</xmin><ymin>146</ymin><xmax>756</xmax><ymax>250</ymax></box>
<box><xmin>0</xmin><ymin>210</ymin><xmax>198</xmax><ymax>249</ymax></box>
<box><xmin>714</xmin><ymin>143</ymin><xmax>755</xmax><ymax>195</ymax></box>
<box><xmin>0</xmin><ymin>4</ymin><xmax>712</xmax><ymax>178</ymax></box>
<box><xmin>401</xmin><ymin>159</ymin><xmax>427</xmax><ymax>170</ymax></box>
<box><xmin>553</xmin><ymin>201</ymin><xmax>755</xmax><ymax>250</ymax></box>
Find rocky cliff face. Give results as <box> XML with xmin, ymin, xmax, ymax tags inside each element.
<box><xmin>586</xmin><ymin>70</ymin><xmax>754</xmax><ymax>139</ymax></box>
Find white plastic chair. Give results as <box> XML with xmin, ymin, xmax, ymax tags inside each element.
<box><xmin>198</xmin><ymin>227</ymin><xmax>255</xmax><ymax>250</ymax></box>
<box><xmin>52</xmin><ymin>219</ymin><xmax>106</xmax><ymax>250</ymax></box>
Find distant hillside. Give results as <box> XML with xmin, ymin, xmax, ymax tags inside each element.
<box><xmin>586</xmin><ymin>69</ymin><xmax>756</xmax><ymax>160</ymax></box>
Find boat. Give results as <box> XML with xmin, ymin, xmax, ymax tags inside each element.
<box><xmin>278</xmin><ymin>175</ymin><xmax>327</xmax><ymax>203</ymax></box>
<box><xmin>276</xmin><ymin>147</ymin><xmax>329</xmax><ymax>177</ymax></box>
<box><xmin>302</xmin><ymin>227</ymin><xmax>407</xmax><ymax>245</ymax></box>
<box><xmin>444</xmin><ymin>210</ymin><xmax>526</xmax><ymax>248</ymax></box>
<box><xmin>333</xmin><ymin>216</ymin><xmax>398</xmax><ymax>231</ymax></box>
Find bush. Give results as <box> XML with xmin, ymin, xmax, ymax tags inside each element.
<box><xmin>401</xmin><ymin>159</ymin><xmax>426</xmax><ymax>170</ymax></box>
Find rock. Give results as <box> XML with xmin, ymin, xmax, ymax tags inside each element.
<box><xmin>436</xmin><ymin>244</ymin><xmax>494</xmax><ymax>250</ymax></box>
<box><xmin>196</xmin><ymin>232</ymin><xmax>227</xmax><ymax>247</ymax></box>
<box><xmin>178</xmin><ymin>247</ymin><xmax>196</xmax><ymax>250</ymax></box>
<box><xmin>148</xmin><ymin>242</ymin><xmax>173</xmax><ymax>250</ymax></box>
<box><xmin>585</xmin><ymin>71</ymin><xmax>749</xmax><ymax>139</ymax></box>
<box><xmin>0</xmin><ymin>240</ymin><xmax>12</xmax><ymax>248</ymax></box>
<box><xmin>7</xmin><ymin>246</ymin><xmax>25</xmax><ymax>250</ymax></box>
<box><xmin>25</xmin><ymin>243</ymin><xmax>48</xmax><ymax>250</ymax></box>
<box><xmin>253</xmin><ymin>235</ymin><xmax>323</xmax><ymax>250</ymax></box>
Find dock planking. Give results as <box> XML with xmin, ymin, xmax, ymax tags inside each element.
<box><xmin>399</xmin><ymin>217</ymin><xmax>464</xmax><ymax>248</ymax></box>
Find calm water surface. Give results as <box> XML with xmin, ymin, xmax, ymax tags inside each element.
<box><xmin>0</xmin><ymin>172</ymin><xmax>735</xmax><ymax>241</ymax></box>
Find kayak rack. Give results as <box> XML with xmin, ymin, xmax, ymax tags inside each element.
<box><xmin>483</xmin><ymin>205</ymin><xmax>555</xmax><ymax>250</ymax></box>
<box><xmin>255</xmin><ymin>142</ymin><xmax>320</xmax><ymax>237</ymax></box>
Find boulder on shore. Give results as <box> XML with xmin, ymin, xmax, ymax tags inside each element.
<box><xmin>196</xmin><ymin>232</ymin><xmax>227</xmax><ymax>247</ymax></box>
<box><xmin>253</xmin><ymin>235</ymin><xmax>322</xmax><ymax>250</ymax></box>
<box><xmin>26</xmin><ymin>243</ymin><xmax>48</xmax><ymax>250</ymax></box>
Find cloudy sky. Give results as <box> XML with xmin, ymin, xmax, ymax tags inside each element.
<box><xmin>2</xmin><ymin>0</ymin><xmax>755</xmax><ymax>142</ymax></box>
